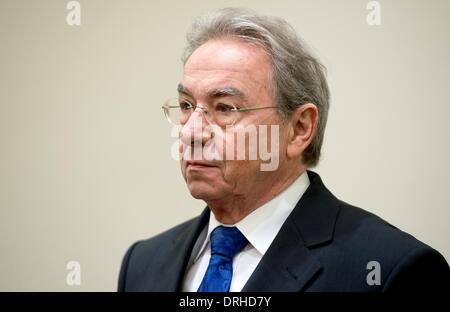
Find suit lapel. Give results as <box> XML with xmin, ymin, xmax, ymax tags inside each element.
<box><xmin>154</xmin><ymin>208</ymin><xmax>210</xmax><ymax>291</ymax></box>
<box><xmin>242</xmin><ymin>170</ymin><xmax>340</xmax><ymax>292</ymax></box>
<box><xmin>242</xmin><ymin>217</ymin><xmax>322</xmax><ymax>291</ymax></box>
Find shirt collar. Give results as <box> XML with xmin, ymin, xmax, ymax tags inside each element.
<box><xmin>193</xmin><ymin>171</ymin><xmax>310</xmax><ymax>262</ymax></box>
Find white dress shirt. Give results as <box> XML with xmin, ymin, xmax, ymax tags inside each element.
<box><xmin>182</xmin><ymin>171</ymin><xmax>311</xmax><ymax>292</ymax></box>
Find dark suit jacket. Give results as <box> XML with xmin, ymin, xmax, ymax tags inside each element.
<box><xmin>118</xmin><ymin>171</ymin><xmax>450</xmax><ymax>292</ymax></box>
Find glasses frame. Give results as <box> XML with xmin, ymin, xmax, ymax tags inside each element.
<box><xmin>161</xmin><ymin>99</ymin><xmax>278</xmax><ymax>126</ymax></box>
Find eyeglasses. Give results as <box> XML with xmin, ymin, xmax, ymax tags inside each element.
<box><xmin>161</xmin><ymin>98</ymin><xmax>278</xmax><ymax>127</ymax></box>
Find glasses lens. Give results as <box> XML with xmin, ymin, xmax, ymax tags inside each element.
<box><xmin>213</xmin><ymin>102</ymin><xmax>238</xmax><ymax>126</ymax></box>
<box><xmin>163</xmin><ymin>99</ymin><xmax>238</xmax><ymax>126</ymax></box>
<box><xmin>163</xmin><ymin>99</ymin><xmax>183</xmax><ymax>125</ymax></box>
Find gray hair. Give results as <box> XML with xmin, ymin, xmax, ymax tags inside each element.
<box><xmin>182</xmin><ymin>8</ymin><xmax>330</xmax><ymax>167</ymax></box>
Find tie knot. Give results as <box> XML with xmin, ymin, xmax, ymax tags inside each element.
<box><xmin>210</xmin><ymin>226</ymin><xmax>248</xmax><ymax>259</ymax></box>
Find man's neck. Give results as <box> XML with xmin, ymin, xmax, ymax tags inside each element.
<box><xmin>206</xmin><ymin>166</ymin><xmax>306</xmax><ymax>224</ymax></box>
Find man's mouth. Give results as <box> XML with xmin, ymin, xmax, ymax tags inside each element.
<box><xmin>185</xmin><ymin>161</ymin><xmax>218</xmax><ymax>170</ymax></box>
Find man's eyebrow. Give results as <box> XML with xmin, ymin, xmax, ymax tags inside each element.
<box><xmin>177</xmin><ymin>83</ymin><xmax>192</xmax><ymax>96</ymax></box>
<box><xmin>177</xmin><ymin>83</ymin><xmax>247</xmax><ymax>100</ymax></box>
<box><xmin>206</xmin><ymin>87</ymin><xmax>246</xmax><ymax>100</ymax></box>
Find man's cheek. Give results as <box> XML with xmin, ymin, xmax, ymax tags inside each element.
<box><xmin>179</xmin><ymin>141</ymin><xmax>184</xmax><ymax>155</ymax></box>
<box><xmin>223</xmin><ymin>129</ymin><xmax>237</xmax><ymax>161</ymax></box>
<box><xmin>221</xmin><ymin>160</ymin><xmax>243</xmax><ymax>180</ymax></box>
<box><xmin>179</xmin><ymin>142</ymin><xmax>190</xmax><ymax>160</ymax></box>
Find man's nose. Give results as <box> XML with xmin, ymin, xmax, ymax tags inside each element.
<box><xmin>179</xmin><ymin>109</ymin><xmax>212</xmax><ymax>147</ymax></box>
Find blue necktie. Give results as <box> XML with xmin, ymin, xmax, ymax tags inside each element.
<box><xmin>197</xmin><ymin>226</ymin><xmax>248</xmax><ymax>292</ymax></box>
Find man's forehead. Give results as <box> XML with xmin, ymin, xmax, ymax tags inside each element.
<box><xmin>181</xmin><ymin>39</ymin><xmax>272</xmax><ymax>99</ymax></box>
<box><xmin>183</xmin><ymin>64</ymin><xmax>259</xmax><ymax>84</ymax></box>
<box><xmin>184</xmin><ymin>39</ymin><xmax>271</xmax><ymax>78</ymax></box>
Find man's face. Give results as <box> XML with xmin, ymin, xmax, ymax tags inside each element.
<box><xmin>178</xmin><ymin>38</ymin><xmax>288</xmax><ymax>203</ymax></box>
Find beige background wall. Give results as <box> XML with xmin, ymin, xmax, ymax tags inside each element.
<box><xmin>0</xmin><ymin>0</ymin><xmax>449</xmax><ymax>291</ymax></box>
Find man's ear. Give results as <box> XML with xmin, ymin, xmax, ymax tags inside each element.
<box><xmin>286</xmin><ymin>103</ymin><xmax>319</xmax><ymax>159</ymax></box>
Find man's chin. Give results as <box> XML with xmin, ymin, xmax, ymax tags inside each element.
<box><xmin>186</xmin><ymin>182</ymin><xmax>222</xmax><ymax>201</ymax></box>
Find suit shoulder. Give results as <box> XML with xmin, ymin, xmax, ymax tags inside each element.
<box><xmin>132</xmin><ymin>215</ymin><xmax>202</xmax><ymax>255</ymax></box>
<box><xmin>313</xmin><ymin>201</ymin><xmax>450</xmax><ymax>291</ymax></box>
<box><xmin>118</xmin><ymin>214</ymin><xmax>204</xmax><ymax>291</ymax></box>
<box><xmin>331</xmin><ymin>200</ymin><xmax>448</xmax><ymax>271</ymax></box>
<box><xmin>336</xmin><ymin>201</ymin><xmax>424</xmax><ymax>243</ymax></box>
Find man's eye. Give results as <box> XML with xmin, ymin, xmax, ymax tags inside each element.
<box><xmin>179</xmin><ymin>101</ymin><xmax>193</xmax><ymax>110</ymax></box>
<box><xmin>215</xmin><ymin>103</ymin><xmax>235</xmax><ymax>113</ymax></box>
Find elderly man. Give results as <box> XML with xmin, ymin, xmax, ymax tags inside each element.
<box><xmin>118</xmin><ymin>8</ymin><xmax>449</xmax><ymax>292</ymax></box>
